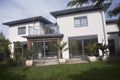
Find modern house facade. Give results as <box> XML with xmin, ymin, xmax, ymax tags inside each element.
<box><xmin>3</xmin><ymin>16</ymin><xmax>63</xmax><ymax>59</ymax></box>
<box><xmin>51</xmin><ymin>5</ymin><xmax>119</xmax><ymax>59</ymax></box>
<box><xmin>3</xmin><ymin>2</ymin><xmax>119</xmax><ymax>60</ymax></box>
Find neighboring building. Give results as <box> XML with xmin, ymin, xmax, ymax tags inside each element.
<box><xmin>3</xmin><ymin>2</ymin><xmax>119</xmax><ymax>60</ymax></box>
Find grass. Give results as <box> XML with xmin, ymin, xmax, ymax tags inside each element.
<box><xmin>0</xmin><ymin>60</ymin><xmax>120</xmax><ymax>80</ymax></box>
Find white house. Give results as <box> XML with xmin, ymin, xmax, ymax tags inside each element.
<box><xmin>51</xmin><ymin>4</ymin><xmax>119</xmax><ymax>59</ymax></box>
<box><xmin>3</xmin><ymin>2</ymin><xmax>119</xmax><ymax>60</ymax></box>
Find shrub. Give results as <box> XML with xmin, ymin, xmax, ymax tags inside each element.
<box><xmin>7</xmin><ymin>58</ymin><xmax>16</xmax><ymax>66</ymax></box>
<box><xmin>24</xmin><ymin>49</ymin><xmax>32</xmax><ymax>60</ymax></box>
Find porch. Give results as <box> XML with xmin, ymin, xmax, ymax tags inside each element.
<box><xmin>24</xmin><ymin>34</ymin><xmax>64</xmax><ymax>59</ymax></box>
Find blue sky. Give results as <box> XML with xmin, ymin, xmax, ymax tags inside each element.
<box><xmin>0</xmin><ymin>0</ymin><xmax>119</xmax><ymax>38</ymax></box>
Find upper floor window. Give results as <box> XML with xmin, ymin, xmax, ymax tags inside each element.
<box><xmin>74</xmin><ymin>16</ymin><xmax>88</xmax><ymax>27</ymax></box>
<box><xmin>18</xmin><ymin>27</ymin><xmax>26</xmax><ymax>35</ymax></box>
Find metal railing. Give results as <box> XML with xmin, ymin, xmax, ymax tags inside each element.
<box><xmin>28</xmin><ymin>24</ymin><xmax>59</xmax><ymax>36</ymax></box>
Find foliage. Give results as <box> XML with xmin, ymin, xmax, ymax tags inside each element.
<box><xmin>23</xmin><ymin>49</ymin><xmax>32</xmax><ymax>60</ymax></box>
<box><xmin>0</xmin><ymin>39</ymin><xmax>10</xmax><ymax>53</ymax></box>
<box><xmin>0</xmin><ymin>32</ymin><xmax>11</xmax><ymax>61</ymax></box>
<box><xmin>6</xmin><ymin>58</ymin><xmax>17</xmax><ymax>66</ymax></box>
<box><xmin>54</xmin><ymin>42</ymin><xmax>68</xmax><ymax>58</ymax></box>
<box><xmin>14</xmin><ymin>41</ymin><xmax>22</xmax><ymax>53</ymax></box>
<box><xmin>108</xmin><ymin>3</ymin><xmax>120</xmax><ymax>35</ymax></box>
<box><xmin>67</xmin><ymin>0</ymin><xmax>106</xmax><ymax>7</ymax></box>
<box><xmin>85</xmin><ymin>42</ymin><xmax>97</xmax><ymax>56</ymax></box>
<box><xmin>14</xmin><ymin>52</ymin><xmax>22</xmax><ymax>60</ymax></box>
<box><xmin>0</xmin><ymin>32</ymin><xmax>5</xmax><ymax>40</ymax></box>
<box><xmin>108</xmin><ymin>4</ymin><xmax>120</xmax><ymax>17</ymax></box>
<box><xmin>98</xmin><ymin>43</ymin><xmax>109</xmax><ymax>56</ymax></box>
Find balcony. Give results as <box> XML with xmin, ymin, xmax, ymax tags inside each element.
<box><xmin>28</xmin><ymin>24</ymin><xmax>59</xmax><ymax>36</ymax></box>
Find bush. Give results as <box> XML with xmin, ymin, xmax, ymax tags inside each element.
<box><xmin>7</xmin><ymin>58</ymin><xmax>16</xmax><ymax>66</ymax></box>
<box><xmin>24</xmin><ymin>49</ymin><xmax>32</xmax><ymax>60</ymax></box>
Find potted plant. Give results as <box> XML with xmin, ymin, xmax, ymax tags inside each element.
<box><xmin>24</xmin><ymin>49</ymin><xmax>33</xmax><ymax>66</ymax></box>
<box><xmin>54</xmin><ymin>41</ymin><xmax>68</xmax><ymax>64</ymax></box>
<box><xmin>98</xmin><ymin>43</ymin><xmax>109</xmax><ymax>61</ymax></box>
<box><xmin>85</xmin><ymin>42</ymin><xmax>98</xmax><ymax>62</ymax></box>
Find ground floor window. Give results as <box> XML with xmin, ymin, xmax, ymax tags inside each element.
<box><xmin>68</xmin><ymin>35</ymin><xmax>98</xmax><ymax>58</ymax></box>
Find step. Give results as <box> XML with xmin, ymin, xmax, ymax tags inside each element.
<box><xmin>67</xmin><ymin>58</ymin><xmax>88</xmax><ymax>64</ymax></box>
<box><xmin>34</xmin><ymin>59</ymin><xmax>59</xmax><ymax>66</ymax></box>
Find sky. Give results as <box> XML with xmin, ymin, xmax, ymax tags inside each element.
<box><xmin>0</xmin><ymin>0</ymin><xmax>119</xmax><ymax>38</ymax></box>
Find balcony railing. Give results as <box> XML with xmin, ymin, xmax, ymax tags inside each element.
<box><xmin>28</xmin><ymin>24</ymin><xmax>59</xmax><ymax>36</ymax></box>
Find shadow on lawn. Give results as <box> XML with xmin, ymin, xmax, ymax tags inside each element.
<box><xmin>0</xmin><ymin>63</ymin><xmax>27</xmax><ymax>80</ymax></box>
<box><xmin>68</xmin><ymin>61</ymin><xmax>120</xmax><ymax>80</ymax></box>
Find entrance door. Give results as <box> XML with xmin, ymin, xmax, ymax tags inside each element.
<box><xmin>108</xmin><ymin>39</ymin><xmax>116</xmax><ymax>56</ymax></box>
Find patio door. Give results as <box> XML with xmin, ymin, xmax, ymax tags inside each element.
<box><xmin>68</xmin><ymin>35</ymin><xmax>98</xmax><ymax>59</ymax></box>
<box><xmin>32</xmin><ymin>40</ymin><xmax>57</xmax><ymax>59</ymax></box>
<box><xmin>32</xmin><ymin>42</ymin><xmax>44</xmax><ymax>59</ymax></box>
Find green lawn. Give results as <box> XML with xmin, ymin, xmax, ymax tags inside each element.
<box><xmin>0</xmin><ymin>60</ymin><xmax>120</xmax><ymax>80</ymax></box>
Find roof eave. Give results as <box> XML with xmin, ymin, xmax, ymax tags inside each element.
<box><xmin>3</xmin><ymin>16</ymin><xmax>52</xmax><ymax>26</ymax></box>
<box><xmin>51</xmin><ymin>7</ymin><xmax>102</xmax><ymax>18</ymax></box>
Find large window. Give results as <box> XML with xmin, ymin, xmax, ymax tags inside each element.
<box><xmin>69</xmin><ymin>40</ymin><xmax>82</xmax><ymax>58</ymax></box>
<box><xmin>18</xmin><ymin>27</ymin><xmax>26</xmax><ymax>35</ymax></box>
<box><xmin>74</xmin><ymin>16</ymin><xmax>88</xmax><ymax>27</ymax></box>
<box><xmin>69</xmin><ymin>36</ymin><xmax>98</xmax><ymax>58</ymax></box>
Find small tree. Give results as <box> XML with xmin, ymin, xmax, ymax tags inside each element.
<box><xmin>98</xmin><ymin>43</ymin><xmax>109</xmax><ymax>56</ymax></box>
<box><xmin>24</xmin><ymin>49</ymin><xmax>32</xmax><ymax>60</ymax></box>
<box><xmin>0</xmin><ymin>32</ymin><xmax>11</xmax><ymax>61</ymax></box>
<box><xmin>85</xmin><ymin>42</ymin><xmax>97</xmax><ymax>56</ymax></box>
<box><xmin>54</xmin><ymin>42</ymin><xmax>69</xmax><ymax>58</ymax></box>
<box><xmin>98</xmin><ymin>43</ymin><xmax>109</xmax><ymax>61</ymax></box>
<box><xmin>14</xmin><ymin>41</ymin><xmax>22</xmax><ymax>53</ymax></box>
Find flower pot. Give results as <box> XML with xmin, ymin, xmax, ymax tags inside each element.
<box><xmin>59</xmin><ymin>59</ymin><xmax>66</xmax><ymax>64</ymax></box>
<box><xmin>102</xmin><ymin>55</ymin><xmax>108</xmax><ymax>61</ymax></box>
<box><xmin>87</xmin><ymin>56</ymin><xmax>98</xmax><ymax>62</ymax></box>
<box><xmin>26</xmin><ymin>60</ymin><xmax>33</xmax><ymax>66</ymax></box>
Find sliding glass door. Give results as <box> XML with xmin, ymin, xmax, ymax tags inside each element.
<box><xmin>69</xmin><ymin>40</ymin><xmax>83</xmax><ymax>58</ymax></box>
<box><xmin>32</xmin><ymin>40</ymin><xmax>57</xmax><ymax>59</ymax></box>
<box><xmin>69</xmin><ymin>36</ymin><xmax>98</xmax><ymax>58</ymax></box>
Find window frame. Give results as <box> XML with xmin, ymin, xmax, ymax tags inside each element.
<box><xmin>74</xmin><ymin>16</ymin><xmax>88</xmax><ymax>27</ymax></box>
<box><xmin>18</xmin><ymin>26</ymin><xmax>26</xmax><ymax>35</ymax></box>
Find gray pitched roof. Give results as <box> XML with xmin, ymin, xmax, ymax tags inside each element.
<box><xmin>3</xmin><ymin>16</ymin><xmax>52</xmax><ymax>26</ymax></box>
<box><xmin>51</xmin><ymin>2</ymin><xmax>111</xmax><ymax>18</ymax></box>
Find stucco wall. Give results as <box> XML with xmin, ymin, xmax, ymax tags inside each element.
<box><xmin>57</xmin><ymin>11</ymin><xmax>109</xmax><ymax>59</ymax></box>
<box><xmin>106</xmin><ymin>23</ymin><xmax>119</xmax><ymax>33</ymax></box>
<box><xmin>9</xmin><ymin>21</ymin><xmax>45</xmax><ymax>55</ymax></box>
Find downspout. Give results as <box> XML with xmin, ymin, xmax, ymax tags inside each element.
<box><xmin>101</xmin><ymin>10</ymin><xmax>110</xmax><ymax>56</ymax></box>
<box><xmin>101</xmin><ymin>10</ymin><xmax>107</xmax><ymax>45</ymax></box>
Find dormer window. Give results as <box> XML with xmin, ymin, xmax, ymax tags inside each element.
<box><xmin>74</xmin><ymin>16</ymin><xmax>88</xmax><ymax>27</ymax></box>
<box><xmin>18</xmin><ymin>27</ymin><xmax>26</xmax><ymax>35</ymax></box>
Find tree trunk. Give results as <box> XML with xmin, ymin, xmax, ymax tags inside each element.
<box><xmin>58</xmin><ymin>52</ymin><xmax>62</xmax><ymax>58</ymax></box>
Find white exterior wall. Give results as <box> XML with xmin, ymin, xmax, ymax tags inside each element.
<box><xmin>106</xmin><ymin>23</ymin><xmax>119</xmax><ymax>33</ymax></box>
<box><xmin>57</xmin><ymin>11</ymin><xmax>108</xmax><ymax>59</ymax></box>
<box><xmin>9</xmin><ymin>21</ymin><xmax>45</xmax><ymax>57</ymax></box>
